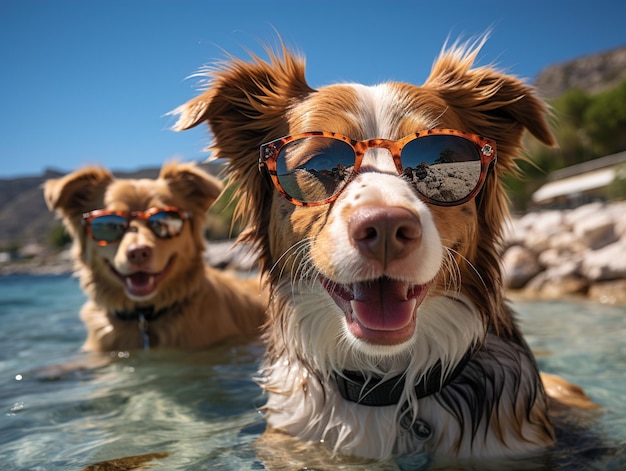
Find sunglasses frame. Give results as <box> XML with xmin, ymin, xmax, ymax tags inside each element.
<box><xmin>259</xmin><ymin>128</ymin><xmax>497</xmax><ymax>207</ymax></box>
<box><xmin>82</xmin><ymin>206</ymin><xmax>192</xmax><ymax>246</ymax></box>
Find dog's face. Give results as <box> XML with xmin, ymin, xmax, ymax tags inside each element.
<box><xmin>266</xmin><ymin>84</ymin><xmax>471</xmax><ymax>356</ymax></box>
<box><xmin>45</xmin><ymin>162</ymin><xmax>222</xmax><ymax>308</ymax></box>
<box><xmin>173</xmin><ymin>43</ymin><xmax>554</xmax><ymax>367</ymax></box>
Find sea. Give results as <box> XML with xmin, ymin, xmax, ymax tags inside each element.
<box><xmin>0</xmin><ymin>273</ymin><xmax>625</xmax><ymax>470</ymax></box>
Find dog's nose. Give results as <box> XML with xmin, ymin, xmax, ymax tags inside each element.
<box><xmin>126</xmin><ymin>244</ymin><xmax>152</xmax><ymax>265</ymax></box>
<box><xmin>349</xmin><ymin>207</ymin><xmax>422</xmax><ymax>267</ymax></box>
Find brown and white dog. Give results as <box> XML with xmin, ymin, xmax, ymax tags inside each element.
<box><xmin>173</xmin><ymin>41</ymin><xmax>593</xmax><ymax>459</ymax></box>
<box><xmin>45</xmin><ymin>162</ymin><xmax>267</xmax><ymax>352</ymax></box>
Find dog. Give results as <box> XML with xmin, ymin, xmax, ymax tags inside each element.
<box><xmin>172</xmin><ymin>40</ymin><xmax>595</xmax><ymax>460</ymax></box>
<box><xmin>45</xmin><ymin>162</ymin><xmax>267</xmax><ymax>352</ymax></box>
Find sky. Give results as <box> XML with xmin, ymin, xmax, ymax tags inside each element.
<box><xmin>1</xmin><ymin>0</ymin><xmax>625</xmax><ymax>179</ymax></box>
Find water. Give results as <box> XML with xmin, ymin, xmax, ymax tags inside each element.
<box><xmin>0</xmin><ymin>274</ymin><xmax>625</xmax><ymax>470</ymax></box>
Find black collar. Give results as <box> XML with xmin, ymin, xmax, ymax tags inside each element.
<box><xmin>112</xmin><ymin>304</ymin><xmax>181</xmax><ymax>350</ymax></box>
<box><xmin>113</xmin><ymin>304</ymin><xmax>173</xmax><ymax>322</ymax></box>
<box><xmin>335</xmin><ymin>349</ymin><xmax>473</xmax><ymax>407</ymax></box>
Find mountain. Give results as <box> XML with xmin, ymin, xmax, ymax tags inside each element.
<box><xmin>533</xmin><ymin>45</ymin><xmax>626</xmax><ymax>99</ymax></box>
<box><xmin>0</xmin><ymin>169</ymin><xmax>64</xmax><ymax>247</ymax></box>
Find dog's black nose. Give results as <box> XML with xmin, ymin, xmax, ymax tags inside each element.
<box><xmin>349</xmin><ymin>206</ymin><xmax>422</xmax><ymax>267</ymax></box>
<box><xmin>126</xmin><ymin>244</ymin><xmax>153</xmax><ymax>265</ymax></box>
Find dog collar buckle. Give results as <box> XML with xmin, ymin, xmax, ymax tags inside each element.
<box><xmin>137</xmin><ymin>311</ymin><xmax>150</xmax><ymax>350</ymax></box>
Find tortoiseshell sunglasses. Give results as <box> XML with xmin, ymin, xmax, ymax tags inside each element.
<box><xmin>259</xmin><ymin>129</ymin><xmax>497</xmax><ymax>207</ymax></box>
<box><xmin>82</xmin><ymin>206</ymin><xmax>192</xmax><ymax>246</ymax></box>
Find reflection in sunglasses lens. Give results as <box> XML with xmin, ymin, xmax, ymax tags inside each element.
<box><xmin>276</xmin><ymin>137</ymin><xmax>355</xmax><ymax>203</ymax></box>
<box><xmin>148</xmin><ymin>211</ymin><xmax>184</xmax><ymax>238</ymax></box>
<box><xmin>90</xmin><ymin>214</ymin><xmax>128</xmax><ymax>242</ymax></box>
<box><xmin>87</xmin><ymin>210</ymin><xmax>186</xmax><ymax>244</ymax></box>
<box><xmin>400</xmin><ymin>136</ymin><xmax>481</xmax><ymax>203</ymax></box>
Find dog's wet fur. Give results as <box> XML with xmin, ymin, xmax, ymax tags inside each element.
<box><xmin>45</xmin><ymin>162</ymin><xmax>267</xmax><ymax>351</ymax></box>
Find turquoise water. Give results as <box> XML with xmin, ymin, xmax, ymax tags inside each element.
<box><xmin>0</xmin><ymin>274</ymin><xmax>625</xmax><ymax>470</ymax></box>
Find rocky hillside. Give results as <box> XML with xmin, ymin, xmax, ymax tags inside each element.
<box><xmin>533</xmin><ymin>44</ymin><xmax>626</xmax><ymax>98</ymax></box>
<box><xmin>0</xmin><ymin>169</ymin><xmax>64</xmax><ymax>247</ymax></box>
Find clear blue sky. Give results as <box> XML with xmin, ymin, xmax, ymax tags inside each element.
<box><xmin>1</xmin><ymin>0</ymin><xmax>625</xmax><ymax>178</ymax></box>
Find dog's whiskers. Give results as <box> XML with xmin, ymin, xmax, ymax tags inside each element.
<box><xmin>444</xmin><ymin>245</ymin><xmax>488</xmax><ymax>293</ymax></box>
<box><xmin>269</xmin><ymin>239</ymin><xmax>309</xmax><ymax>280</ymax></box>
<box><xmin>441</xmin><ymin>247</ymin><xmax>462</xmax><ymax>294</ymax></box>
<box><xmin>269</xmin><ymin>238</ymin><xmax>321</xmax><ymax>297</ymax></box>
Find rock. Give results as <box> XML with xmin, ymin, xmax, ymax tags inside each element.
<box><xmin>538</xmin><ymin>248</ymin><xmax>579</xmax><ymax>268</ymax></box>
<box><xmin>547</xmin><ymin>231</ymin><xmax>586</xmax><ymax>253</ymax></box>
<box><xmin>572</xmin><ymin>213</ymin><xmax>617</xmax><ymax>250</ymax></box>
<box><xmin>607</xmin><ymin>202</ymin><xmax>626</xmax><ymax>238</ymax></box>
<box><xmin>524</xmin><ymin>265</ymin><xmax>588</xmax><ymax>299</ymax></box>
<box><xmin>502</xmin><ymin>245</ymin><xmax>542</xmax><ymax>290</ymax></box>
<box><xmin>500</xmin><ymin>201</ymin><xmax>626</xmax><ymax>304</ymax></box>
<box><xmin>501</xmin><ymin>218</ymin><xmax>527</xmax><ymax>248</ymax></box>
<box><xmin>564</xmin><ymin>202</ymin><xmax>606</xmax><ymax>228</ymax></box>
<box><xmin>204</xmin><ymin>240</ymin><xmax>258</xmax><ymax>271</ymax></box>
<box><xmin>522</xmin><ymin>210</ymin><xmax>566</xmax><ymax>253</ymax></box>
<box><xmin>580</xmin><ymin>240</ymin><xmax>626</xmax><ymax>281</ymax></box>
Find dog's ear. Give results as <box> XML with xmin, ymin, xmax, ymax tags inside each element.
<box><xmin>424</xmin><ymin>43</ymin><xmax>555</xmax><ymax>173</ymax></box>
<box><xmin>171</xmin><ymin>43</ymin><xmax>313</xmax><ymax>262</ymax></box>
<box><xmin>160</xmin><ymin>161</ymin><xmax>223</xmax><ymax>212</ymax></box>
<box><xmin>44</xmin><ymin>166</ymin><xmax>113</xmax><ymax>219</ymax></box>
<box><xmin>43</xmin><ymin>166</ymin><xmax>113</xmax><ymax>245</ymax></box>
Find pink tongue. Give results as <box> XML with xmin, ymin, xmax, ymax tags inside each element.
<box><xmin>125</xmin><ymin>272</ymin><xmax>155</xmax><ymax>296</ymax></box>
<box><xmin>350</xmin><ymin>278</ymin><xmax>417</xmax><ymax>331</ymax></box>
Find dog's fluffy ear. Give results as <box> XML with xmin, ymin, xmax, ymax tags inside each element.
<box><xmin>44</xmin><ymin>166</ymin><xmax>113</xmax><ymax>220</ymax></box>
<box><xmin>424</xmin><ymin>42</ymin><xmax>555</xmax><ymax>172</ymax></box>
<box><xmin>171</xmin><ymin>43</ymin><xmax>313</xmax><ymax>261</ymax></box>
<box><xmin>43</xmin><ymin>166</ymin><xmax>113</xmax><ymax>246</ymax></box>
<box><xmin>160</xmin><ymin>161</ymin><xmax>223</xmax><ymax>212</ymax></box>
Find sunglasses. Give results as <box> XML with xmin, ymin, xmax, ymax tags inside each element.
<box><xmin>82</xmin><ymin>206</ymin><xmax>192</xmax><ymax>246</ymax></box>
<box><xmin>259</xmin><ymin>129</ymin><xmax>497</xmax><ymax>207</ymax></box>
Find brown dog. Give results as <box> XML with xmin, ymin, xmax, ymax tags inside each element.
<box><xmin>45</xmin><ymin>162</ymin><xmax>267</xmax><ymax>351</ymax></box>
<box><xmin>173</xmin><ymin>40</ymin><xmax>595</xmax><ymax>461</ymax></box>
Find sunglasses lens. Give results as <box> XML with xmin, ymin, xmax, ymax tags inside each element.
<box><xmin>276</xmin><ymin>137</ymin><xmax>355</xmax><ymax>204</ymax></box>
<box><xmin>147</xmin><ymin>211</ymin><xmax>184</xmax><ymax>238</ymax></box>
<box><xmin>400</xmin><ymin>135</ymin><xmax>482</xmax><ymax>204</ymax></box>
<box><xmin>89</xmin><ymin>214</ymin><xmax>128</xmax><ymax>243</ymax></box>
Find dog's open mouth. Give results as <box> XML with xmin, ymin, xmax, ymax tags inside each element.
<box><xmin>320</xmin><ymin>276</ymin><xmax>430</xmax><ymax>345</ymax></box>
<box><xmin>108</xmin><ymin>256</ymin><xmax>175</xmax><ymax>300</ymax></box>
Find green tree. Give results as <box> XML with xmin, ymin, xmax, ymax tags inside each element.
<box><xmin>583</xmin><ymin>80</ymin><xmax>626</xmax><ymax>156</ymax></box>
<box><xmin>552</xmin><ymin>88</ymin><xmax>590</xmax><ymax>129</ymax></box>
<box><xmin>48</xmin><ymin>224</ymin><xmax>71</xmax><ymax>249</ymax></box>
<box><xmin>604</xmin><ymin>164</ymin><xmax>626</xmax><ymax>201</ymax></box>
<box><xmin>550</xmin><ymin>88</ymin><xmax>592</xmax><ymax>165</ymax></box>
<box><xmin>205</xmin><ymin>182</ymin><xmax>241</xmax><ymax>239</ymax></box>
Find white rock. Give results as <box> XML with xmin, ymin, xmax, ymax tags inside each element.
<box><xmin>547</xmin><ymin>231</ymin><xmax>585</xmax><ymax>253</ymax></box>
<box><xmin>572</xmin><ymin>213</ymin><xmax>617</xmax><ymax>250</ymax></box>
<box><xmin>564</xmin><ymin>201</ymin><xmax>605</xmax><ymax>227</ymax></box>
<box><xmin>580</xmin><ymin>240</ymin><xmax>626</xmax><ymax>281</ymax></box>
<box><xmin>524</xmin><ymin>267</ymin><xmax>587</xmax><ymax>298</ymax></box>
<box><xmin>502</xmin><ymin>245</ymin><xmax>543</xmax><ymax>289</ymax></box>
